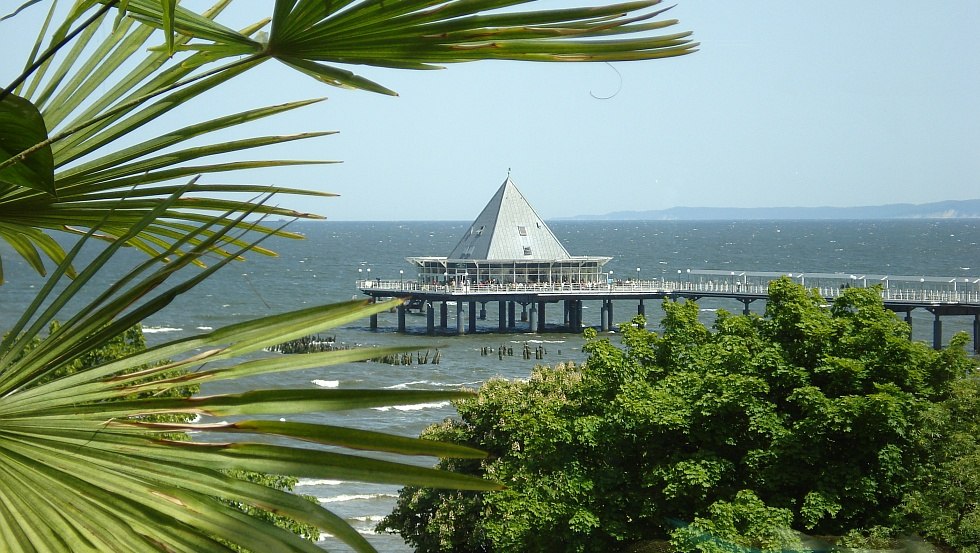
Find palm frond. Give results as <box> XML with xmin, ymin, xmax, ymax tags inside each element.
<box><xmin>1</xmin><ymin>0</ymin><xmax>693</xmax><ymax>277</ymax></box>
<box><xmin>0</xmin><ymin>196</ymin><xmax>499</xmax><ymax>552</ymax></box>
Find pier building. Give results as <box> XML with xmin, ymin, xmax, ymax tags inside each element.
<box><xmin>356</xmin><ymin>179</ymin><xmax>980</xmax><ymax>352</ymax></box>
<box><xmin>405</xmin><ymin>176</ymin><xmax>611</xmax><ymax>286</ymax></box>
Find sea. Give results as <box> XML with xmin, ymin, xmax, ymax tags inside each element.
<box><xmin>1</xmin><ymin>219</ymin><xmax>978</xmax><ymax>552</ymax></box>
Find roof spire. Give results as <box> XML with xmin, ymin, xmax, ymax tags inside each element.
<box><xmin>446</xmin><ymin>176</ymin><xmax>571</xmax><ymax>261</ymax></box>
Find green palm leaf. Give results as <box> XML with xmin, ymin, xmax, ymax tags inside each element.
<box><xmin>1</xmin><ymin>1</ymin><xmax>692</xmax><ymax>278</ymax></box>
<box><xmin>0</xmin><ymin>199</ymin><xmax>499</xmax><ymax>552</ymax></box>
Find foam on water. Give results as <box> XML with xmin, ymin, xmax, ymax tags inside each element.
<box><xmin>384</xmin><ymin>380</ymin><xmax>476</xmax><ymax>390</ymax></box>
<box><xmin>372</xmin><ymin>401</ymin><xmax>451</xmax><ymax>412</ymax></box>
<box><xmin>297</xmin><ymin>479</ymin><xmax>343</xmax><ymax>487</ymax></box>
<box><xmin>318</xmin><ymin>493</ymin><xmax>398</xmax><ymax>504</ymax></box>
<box><xmin>141</xmin><ymin>326</ymin><xmax>182</xmax><ymax>333</ymax></box>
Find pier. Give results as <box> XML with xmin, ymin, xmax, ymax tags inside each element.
<box><xmin>356</xmin><ymin>177</ymin><xmax>979</xmax><ymax>352</ymax></box>
<box><xmin>358</xmin><ymin>270</ymin><xmax>980</xmax><ymax>352</ymax></box>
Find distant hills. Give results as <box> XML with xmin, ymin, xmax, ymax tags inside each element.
<box><xmin>563</xmin><ymin>199</ymin><xmax>980</xmax><ymax>221</ymax></box>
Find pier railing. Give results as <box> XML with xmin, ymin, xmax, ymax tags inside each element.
<box><xmin>356</xmin><ymin>278</ymin><xmax>980</xmax><ymax>305</ymax></box>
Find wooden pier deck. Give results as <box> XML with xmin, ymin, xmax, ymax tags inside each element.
<box><xmin>357</xmin><ymin>271</ymin><xmax>980</xmax><ymax>352</ymax></box>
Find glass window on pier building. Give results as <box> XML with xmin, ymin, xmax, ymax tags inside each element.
<box><xmin>408</xmin><ymin>258</ymin><xmax>610</xmax><ymax>285</ymax></box>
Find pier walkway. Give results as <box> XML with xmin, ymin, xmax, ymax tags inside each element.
<box><xmin>357</xmin><ymin>270</ymin><xmax>980</xmax><ymax>352</ymax></box>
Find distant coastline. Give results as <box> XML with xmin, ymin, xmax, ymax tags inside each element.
<box><xmin>560</xmin><ymin>199</ymin><xmax>980</xmax><ymax>221</ymax></box>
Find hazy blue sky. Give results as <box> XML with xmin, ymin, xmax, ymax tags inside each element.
<box><xmin>5</xmin><ymin>2</ymin><xmax>980</xmax><ymax>221</ymax></box>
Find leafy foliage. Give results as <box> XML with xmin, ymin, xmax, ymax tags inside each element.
<box><xmin>902</xmin><ymin>367</ymin><xmax>980</xmax><ymax>553</ymax></box>
<box><xmin>379</xmin><ymin>278</ymin><xmax>979</xmax><ymax>552</ymax></box>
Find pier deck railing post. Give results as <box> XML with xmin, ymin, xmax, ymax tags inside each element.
<box><xmin>456</xmin><ymin>302</ymin><xmax>465</xmax><ymax>335</ymax></box>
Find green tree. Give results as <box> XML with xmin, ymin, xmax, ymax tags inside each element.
<box><xmin>1</xmin><ymin>1</ymin><xmax>696</xmax><ymax>551</ymax></box>
<box><xmin>379</xmin><ymin>279</ymin><xmax>977</xmax><ymax>552</ymax></box>
<box><xmin>901</xmin><ymin>362</ymin><xmax>980</xmax><ymax>552</ymax></box>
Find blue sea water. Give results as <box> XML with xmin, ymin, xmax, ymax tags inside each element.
<box><xmin>1</xmin><ymin>219</ymin><xmax>978</xmax><ymax>551</ymax></box>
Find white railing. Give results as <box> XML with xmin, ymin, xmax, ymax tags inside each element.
<box><xmin>356</xmin><ymin>279</ymin><xmax>980</xmax><ymax>305</ymax></box>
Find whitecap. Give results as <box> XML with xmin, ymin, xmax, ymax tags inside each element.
<box><xmin>384</xmin><ymin>380</ymin><xmax>429</xmax><ymax>389</ymax></box>
<box><xmin>318</xmin><ymin>493</ymin><xmax>398</xmax><ymax>503</ymax></box>
<box><xmin>385</xmin><ymin>380</ymin><xmax>472</xmax><ymax>390</ymax></box>
<box><xmin>372</xmin><ymin>401</ymin><xmax>451</xmax><ymax>412</ymax></box>
<box><xmin>141</xmin><ymin>326</ymin><xmax>182</xmax><ymax>334</ymax></box>
<box><xmin>297</xmin><ymin>479</ymin><xmax>343</xmax><ymax>487</ymax></box>
<box><xmin>312</xmin><ymin>380</ymin><xmax>339</xmax><ymax>388</ymax></box>
<box><xmin>196</xmin><ymin>326</ymin><xmax>213</xmax><ymax>331</ymax></box>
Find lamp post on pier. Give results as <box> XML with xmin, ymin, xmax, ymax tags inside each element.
<box><xmin>400</xmin><ymin>269</ymin><xmax>404</xmax><ymax>289</ymax></box>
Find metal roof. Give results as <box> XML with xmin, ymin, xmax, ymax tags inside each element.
<box><xmin>447</xmin><ymin>177</ymin><xmax>573</xmax><ymax>261</ymax></box>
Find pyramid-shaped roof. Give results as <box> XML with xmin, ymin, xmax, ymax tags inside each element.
<box><xmin>447</xmin><ymin>177</ymin><xmax>571</xmax><ymax>261</ymax></box>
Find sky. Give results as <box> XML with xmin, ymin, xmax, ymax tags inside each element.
<box><xmin>4</xmin><ymin>2</ymin><xmax>980</xmax><ymax>221</ymax></box>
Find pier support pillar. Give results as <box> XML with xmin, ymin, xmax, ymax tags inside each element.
<box><xmin>528</xmin><ymin>304</ymin><xmax>537</xmax><ymax>333</ymax></box>
<box><xmin>426</xmin><ymin>303</ymin><xmax>435</xmax><ymax>336</ymax></box>
<box><xmin>564</xmin><ymin>301</ymin><xmax>571</xmax><ymax>326</ymax></box>
<box><xmin>498</xmin><ymin>301</ymin><xmax>507</xmax><ymax>331</ymax></box>
<box><xmin>574</xmin><ymin>300</ymin><xmax>583</xmax><ymax>331</ymax></box>
<box><xmin>479</xmin><ymin>302</ymin><xmax>487</xmax><ymax>320</ymax></box>
<box><xmin>397</xmin><ymin>305</ymin><xmax>406</xmax><ymax>333</ymax></box>
<box><xmin>741</xmin><ymin>299</ymin><xmax>752</xmax><ymax>316</ymax></box>
<box><xmin>369</xmin><ymin>313</ymin><xmax>378</xmax><ymax>330</ymax></box>
<box><xmin>521</xmin><ymin>303</ymin><xmax>528</xmax><ymax>322</ymax></box>
<box><xmin>508</xmin><ymin>302</ymin><xmax>516</xmax><ymax>328</ymax></box>
<box><xmin>905</xmin><ymin>310</ymin><xmax>913</xmax><ymax>332</ymax></box>
<box><xmin>537</xmin><ymin>301</ymin><xmax>547</xmax><ymax>333</ymax></box>
<box><xmin>440</xmin><ymin>302</ymin><xmax>448</xmax><ymax>329</ymax></box>
<box><xmin>600</xmin><ymin>301</ymin><xmax>609</xmax><ymax>332</ymax></box>
<box><xmin>456</xmin><ymin>302</ymin><xmax>465</xmax><ymax>335</ymax></box>
<box><xmin>637</xmin><ymin>299</ymin><xmax>645</xmax><ymax>318</ymax></box>
<box><xmin>933</xmin><ymin>313</ymin><xmax>942</xmax><ymax>350</ymax></box>
<box><xmin>469</xmin><ymin>301</ymin><xmax>478</xmax><ymax>334</ymax></box>
<box><xmin>607</xmin><ymin>299</ymin><xmax>615</xmax><ymax>330</ymax></box>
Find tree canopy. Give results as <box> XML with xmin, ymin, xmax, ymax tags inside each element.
<box><xmin>380</xmin><ymin>278</ymin><xmax>979</xmax><ymax>552</ymax></box>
